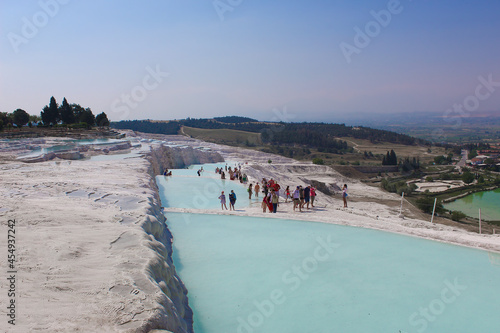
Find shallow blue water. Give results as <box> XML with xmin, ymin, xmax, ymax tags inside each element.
<box><xmin>157</xmin><ymin>164</ymin><xmax>260</xmax><ymax>210</ymax></box>
<box><xmin>166</xmin><ymin>213</ymin><xmax>500</xmax><ymax>333</ymax></box>
<box><xmin>18</xmin><ymin>144</ymin><xmax>76</xmax><ymax>157</ymax></box>
<box><xmin>159</xmin><ymin>164</ymin><xmax>500</xmax><ymax>333</ymax></box>
<box><xmin>89</xmin><ymin>152</ymin><xmax>142</xmax><ymax>161</ymax></box>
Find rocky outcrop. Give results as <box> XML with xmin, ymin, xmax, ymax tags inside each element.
<box><xmin>54</xmin><ymin>151</ymin><xmax>84</xmax><ymax>160</ymax></box>
<box><xmin>94</xmin><ymin>141</ymin><xmax>132</xmax><ymax>154</ymax></box>
<box><xmin>20</xmin><ymin>150</ymin><xmax>85</xmax><ymax>162</ymax></box>
<box><xmin>148</xmin><ymin>145</ymin><xmax>224</xmax><ymax>175</ymax></box>
<box><xmin>138</xmin><ymin>186</ymin><xmax>193</xmax><ymax>333</ymax></box>
<box><xmin>18</xmin><ymin>152</ymin><xmax>56</xmax><ymax>163</ymax></box>
<box><xmin>137</xmin><ymin>144</ymin><xmax>224</xmax><ymax>333</ymax></box>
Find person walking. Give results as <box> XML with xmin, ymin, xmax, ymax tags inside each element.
<box><xmin>254</xmin><ymin>183</ymin><xmax>260</xmax><ymax>197</ymax></box>
<box><xmin>248</xmin><ymin>184</ymin><xmax>253</xmax><ymax>199</ymax></box>
<box><xmin>299</xmin><ymin>186</ymin><xmax>305</xmax><ymax>210</ymax></box>
<box><xmin>310</xmin><ymin>186</ymin><xmax>316</xmax><ymax>207</ymax></box>
<box><xmin>262</xmin><ymin>196</ymin><xmax>268</xmax><ymax>213</ymax></box>
<box><xmin>342</xmin><ymin>184</ymin><xmax>348</xmax><ymax>208</ymax></box>
<box><xmin>304</xmin><ymin>185</ymin><xmax>311</xmax><ymax>209</ymax></box>
<box><xmin>266</xmin><ymin>191</ymin><xmax>274</xmax><ymax>213</ymax></box>
<box><xmin>293</xmin><ymin>186</ymin><xmax>301</xmax><ymax>212</ymax></box>
<box><xmin>218</xmin><ymin>191</ymin><xmax>228</xmax><ymax>210</ymax></box>
<box><xmin>271</xmin><ymin>190</ymin><xmax>279</xmax><ymax>213</ymax></box>
<box><xmin>284</xmin><ymin>186</ymin><xmax>291</xmax><ymax>203</ymax></box>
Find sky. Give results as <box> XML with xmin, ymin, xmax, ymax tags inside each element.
<box><xmin>1</xmin><ymin>0</ymin><xmax>500</xmax><ymax>122</ymax></box>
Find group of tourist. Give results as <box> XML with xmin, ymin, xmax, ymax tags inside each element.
<box><xmin>215</xmin><ymin>166</ymin><xmax>349</xmax><ymax>212</ymax></box>
<box><xmin>165</xmin><ymin>164</ymin><xmax>348</xmax><ymax>211</ymax></box>
<box><xmin>215</xmin><ymin>164</ymin><xmax>248</xmax><ymax>183</ymax></box>
<box><xmin>257</xmin><ymin>178</ymin><xmax>281</xmax><ymax>213</ymax></box>
<box><xmin>290</xmin><ymin>185</ymin><xmax>316</xmax><ymax>212</ymax></box>
<box><xmin>218</xmin><ymin>190</ymin><xmax>238</xmax><ymax>211</ymax></box>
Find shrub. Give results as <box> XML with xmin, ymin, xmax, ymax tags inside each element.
<box><xmin>462</xmin><ymin>171</ymin><xmax>474</xmax><ymax>184</ymax></box>
<box><xmin>312</xmin><ymin>158</ymin><xmax>324</xmax><ymax>165</ymax></box>
<box><xmin>426</xmin><ymin>176</ymin><xmax>434</xmax><ymax>182</ymax></box>
<box><xmin>69</xmin><ymin>122</ymin><xmax>88</xmax><ymax>129</ymax></box>
<box><xmin>451</xmin><ymin>211</ymin><xmax>467</xmax><ymax>222</ymax></box>
<box><xmin>416</xmin><ymin>196</ymin><xmax>444</xmax><ymax>214</ymax></box>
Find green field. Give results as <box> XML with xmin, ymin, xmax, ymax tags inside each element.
<box><xmin>181</xmin><ymin>126</ymin><xmax>262</xmax><ymax>145</ymax></box>
<box><xmin>180</xmin><ymin>126</ymin><xmax>451</xmax><ymax>169</ymax></box>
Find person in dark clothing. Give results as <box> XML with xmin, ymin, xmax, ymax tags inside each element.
<box><xmin>304</xmin><ymin>185</ymin><xmax>311</xmax><ymax>209</ymax></box>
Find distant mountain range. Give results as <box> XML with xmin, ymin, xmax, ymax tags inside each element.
<box><xmin>336</xmin><ymin>111</ymin><xmax>500</xmax><ymax>127</ymax></box>
<box><xmin>337</xmin><ymin>111</ymin><xmax>500</xmax><ymax>143</ymax></box>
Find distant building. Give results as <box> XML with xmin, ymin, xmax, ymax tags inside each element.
<box><xmin>480</xmin><ymin>151</ymin><xmax>500</xmax><ymax>159</ymax></box>
<box><xmin>470</xmin><ymin>156</ymin><xmax>485</xmax><ymax>165</ymax></box>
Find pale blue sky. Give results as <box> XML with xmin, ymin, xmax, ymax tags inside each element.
<box><xmin>1</xmin><ymin>0</ymin><xmax>499</xmax><ymax>122</ymax></box>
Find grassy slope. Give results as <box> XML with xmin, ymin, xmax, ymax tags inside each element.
<box><xmin>181</xmin><ymin>126</ymin><xmax>262</xmax><ymax>145</ymax></box>
<box><xmin>181</xmin><ymin>126</ymin><xmax>449</xmax><ymax>167</ymax></box>
<box><xmin>338</xmin><ymin>137</ymin><xmax>448</xmax><ymax>165</ymax></box>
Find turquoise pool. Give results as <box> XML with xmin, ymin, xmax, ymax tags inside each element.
<box><xmin>157</xmin><ymin>163</ymin><xmax>259</xmax><ymax>210</ymax></box>
<box><xmin>166</xmin><ymin>213</ymin><xmax>500</xmax><ymax>333</ymax></box>
<box><xmin>160</xmin><ymin>165</ymin><xmax>500</xmax><ymax>333</ymax></box>
<box><xmin>444</xmin><ymin>188</ymin><xmax>500</xmax><ymax>221</ymax></box>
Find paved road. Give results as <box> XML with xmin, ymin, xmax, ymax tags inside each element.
<box><xmin>457</xmin><ymin>149</ymin><xmax>468</xmax><ymax>168</ymax></box>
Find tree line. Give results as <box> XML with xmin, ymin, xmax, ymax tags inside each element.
<box><xmin>0</xmin><ymin>96</ymin><xmax>109</xmax><ymax>131</ymax></box>
<box><xmin>40</xmin><ymin>96</ymin><xmax>109</xmax><ymax>128</ymax></box>
<box><xmin>111</xmin><ymin>120</ymin><xmax>180</xmax><ymax>134</ymax></box>
<box><xmin>111</xmin><ymin>118</ymin><xmax>424</xmax><ymax>149</ymax></box>
<box><xmin>261</xmin><ymin>124</ymin><xmax>350</xmax><ymax>153</ymax></box>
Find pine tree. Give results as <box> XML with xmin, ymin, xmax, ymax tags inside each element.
<box><xmin>41</xmin><ymin>96</ymin><xmax>60</xmax><ymax>125</ymax></box>
<box><xmin>390</xmin><ymin>150</ymin><xmax>397</xmax><ymax>165</ymax></box>
<box><xmin>80</xmin><ymin>108</ymin><xmax>95</xmax><ymax>128</ymax></box>
<box><xmin>95</xmin><ymin>112</ymin><xmax>110</xmax><ymax>127</ymax></box>
<box><xmin>71</xmin><ymin>104</ymin><xmax>85</xmax><ymax>123</ymax></box>
<box><xmin>59</xmin><ymin>97</ymin><xmax>75</xmax><ymax>124</ymax></box>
